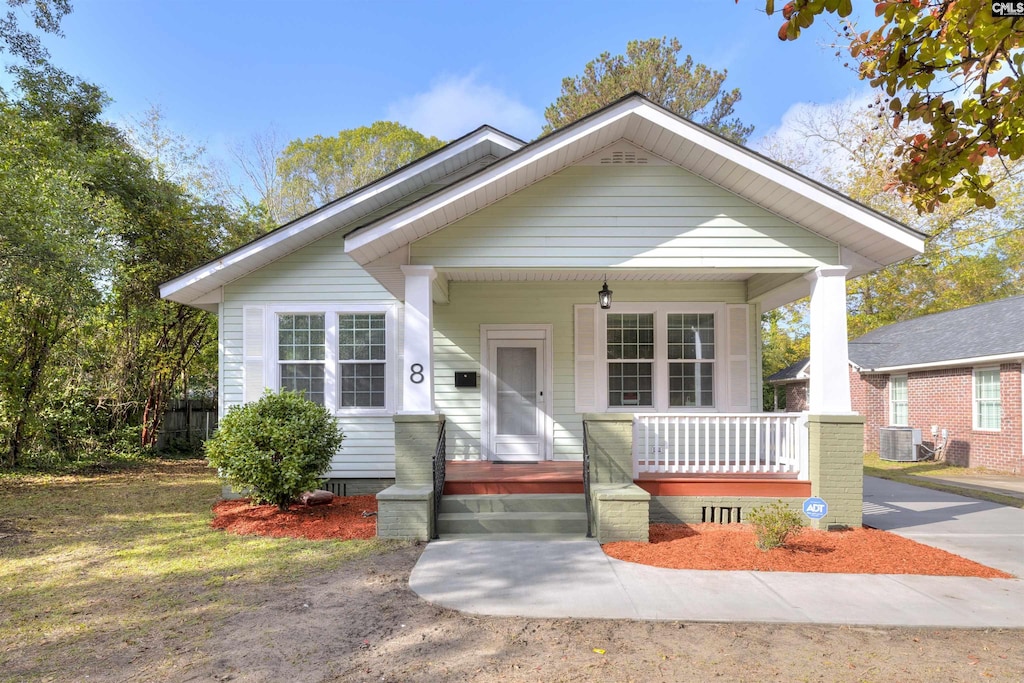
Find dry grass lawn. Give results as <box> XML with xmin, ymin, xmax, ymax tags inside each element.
<box><xmin>1</xmin><ymin>459</ymin><xmax>1021</xmax><ymax>682</ymax></box>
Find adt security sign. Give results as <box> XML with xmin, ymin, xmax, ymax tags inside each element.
<box><xmin>803</xmin><ymin>497</ymin><xmax>828</xmax><ymax>520</ymax></box>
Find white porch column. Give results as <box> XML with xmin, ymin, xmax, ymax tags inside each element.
<box><xmin>805</xmin><ymin>266</ymin><xmax>852</xmax><ymax>413</ymax></box>
<box><xmin>400</xmin><ymin>265</ymin><xmax>437</xmax><ymax>414</ymax></box>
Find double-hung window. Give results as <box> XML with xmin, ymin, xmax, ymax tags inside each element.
<box><xmin>274</xmin><ymin>306</ymin><xmax>394</xmax><ymax>414</ymax></box>
<box><xmin>667</xmin><ymin>313</ymin><xmax>715</xmax><ymax>407</ymax></box>
<box><xmin>338</xmin><ymin>313</ymin><xmax>387</xmax><ymax>408</ymax></box>
<box><xmin>607</xmin><ymin>313</ymin><xmax>654</xmax><ymax>407</ymax></box>
<box><xmin>973</xmin><ymin>367</ymin><xmax>1001</xmax><ymax>431</ymax></box>
<box><xmin>889</xmin><ymin>375</ymin><xmax>908</xmax><ymax>426</ymax></box>
<box><xmin>603</xmin><ymin>305</ymin><xmax>722</xmax><ymax>411</ymax></box>
<box><xmin>278</xmin><ymin>314</ymin><xmax>326</xmax><ymax>405</ymax></box>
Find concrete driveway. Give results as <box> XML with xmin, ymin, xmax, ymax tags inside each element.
<box><xmin>863</xmin><ymin>475</ymin><xmax>1024</xmax><ymax>577</ymax></box>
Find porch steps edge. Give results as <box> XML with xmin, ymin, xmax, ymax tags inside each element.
<box><xmin>440</xmin><ymin>493</ymin><xmax>586</xmax><ymax>514</ymax></box>
<box><xmin>437</xmin><ymin>510</ymin><xmax>588</xmax><ymax>535</ymax></box>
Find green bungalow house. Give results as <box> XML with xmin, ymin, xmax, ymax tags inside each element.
<box><xmin>160</xmin><ymin>94</ymin><xmax>925</xmax><ymax>541</ymax></box>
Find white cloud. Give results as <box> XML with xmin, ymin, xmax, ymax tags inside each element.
<box><xmin>387</xmin><ymin>73</ymin><xmax>543</xmax><ymax>141</ymax></box>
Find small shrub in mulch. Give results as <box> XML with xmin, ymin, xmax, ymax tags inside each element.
<box><xmin>603</xmin><ymin>523</ymin><xmax>1012</xmax><ymax>578</ymax></box>
<box><xmin>211</xmin><ymin>495</ymin><xmax>377</xmax><ymax>541</ymax></box>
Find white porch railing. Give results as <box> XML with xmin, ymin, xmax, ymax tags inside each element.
<box><xmin>633</xmin><ymin>413</ymin><xmax>809</xmax><ymax>479</ymax></box>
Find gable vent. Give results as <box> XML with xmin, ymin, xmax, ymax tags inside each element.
<box><xmin>599</xmin><ymin>151</ymin><xmax>648</xmax><ymax>165</ymax></box>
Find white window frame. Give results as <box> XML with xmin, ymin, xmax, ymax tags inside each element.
<box><xmin>973</xmin><ymin>366</ymin><xmax>1001</xmax><ymax>432</ymax></box>
<box><xmin>596</xmin><ymin>302</ymin><xmax>726</xmax><ymax>413</ymax></box>
<box><xmin>268</xmin><ymin>304</ymin><xmax>398</xmax><ymax>417</ymax></box>
<box><xmin>889</xmin><ymin>375</ymin><xmax>908</xmax><ymax>426</ymax></box>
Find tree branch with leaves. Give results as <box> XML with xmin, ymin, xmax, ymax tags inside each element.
<box><xmin>755</xmin><ymin>0</ymin><xmax>1024</xmax><ymax>212</ymax></box>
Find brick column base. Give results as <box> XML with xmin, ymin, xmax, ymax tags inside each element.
<box><xmin>807</xmin><ymin>414</ymin><xmax>865</xmax><ymax>530</ymax></box>
<box><xmin>583</xmin><ymin>413</ymin><xmax>634</xmax><ymax>483</ymax></box>
<box><xmin>376</xmin><ymin>414</ymin><xmax>442</xmax><ymax>540</ymax></box>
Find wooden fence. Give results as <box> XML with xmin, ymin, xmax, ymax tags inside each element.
<box><xmin>157</xmin><ymin>399</ymin><xmax>218</xmax><ymax>450</ymax></box>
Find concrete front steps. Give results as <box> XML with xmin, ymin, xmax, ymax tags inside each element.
<box><xmin>436</xmin><ymin>493</ymin><xmax>589</xmax><ymax>536</ymax></box>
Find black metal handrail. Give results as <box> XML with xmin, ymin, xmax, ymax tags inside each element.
<box><xmin>431</xmin><ymin>416</ymin><xmax>447</xmax><ymax>540</ymax></box>
<box><xmin>582</xmin><ymin>419</ymin><xmax>593</xmax><ymax>538</ymax></box>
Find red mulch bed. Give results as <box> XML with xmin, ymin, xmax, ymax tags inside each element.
<box><xmin>603</xmin><ymin>523</ymin><xmax>1013</xmax><ymax>578</ymax></box>
<box><xmin>211</xmin><ymin>495</ymin><xmax>378</xmax><ymax>540</ymax></box>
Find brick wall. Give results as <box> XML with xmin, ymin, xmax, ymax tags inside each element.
<box><xmin>777</xmin><ymin>363</ymin><xmax>1022</xmax><ymax>473</ymax></box>
<box><xmin>899</xmin><ymin>363</ymin><xmax>1022</xmax><ymax>472</ymax></box>
<box><xmin>784</xmin><ymin>383</ymin><xmax>808</xmax><ymax>412</ymax></box>
<box><xmin>850</xmin><ymin>369</ymin><xmax>888</xmax><ymax>452</ymax></box>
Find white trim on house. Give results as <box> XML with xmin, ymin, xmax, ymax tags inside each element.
<box><xmin>159</xmin><ymin>127</ymin><xmax>523</xmax><ymax>307</ymax></box>
<box><xmin>479</xmin><ymin>325</ymin><xmax>554</xmax><ymax>461</ymax></box>
<box><xmin>858</xmin><ymin>352</ymin><xmax>1024</xmax><ymax>374</ymax></box>
<box><xmin>343</xmin><ymin>96</ymin><xmax>925</xmax><ymax>276</ymax></box>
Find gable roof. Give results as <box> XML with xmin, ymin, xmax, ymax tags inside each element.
<box><xmin>343</xmin><ymin>93</ymin><xmax>926</xmax><ymax>274</ymax></box>
<box><xmin>768</xmin><ymin>295</ymin><xmax>1024</xmax><ymax>382</ymax></box>
<box><xmin>161</xmin><ymin>92</ymin><xmax>926</xmax><ymax>310</ymax></box>
<box><xmin>159</xmin><ymin>125</ymin><xmax>524</xmax><ymax>309</ymax></box>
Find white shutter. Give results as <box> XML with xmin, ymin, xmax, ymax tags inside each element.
<box><xmin>726</xmin><ymin>304</ymin><xmax>751</xmax><ymax>411</ymax></box>
<box><xmin>574</xmin><ymin>304</ymin><xmax>598</xmax><ymax>413</ymax></box>
<box><xmin>243</xmin><ymin>306</ymin><xmax>267</xmax><ymax>403</ymax></box>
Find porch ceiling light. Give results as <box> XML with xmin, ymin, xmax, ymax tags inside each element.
<box><xmin>598</xmin><ymin>280</ymin><xmax>613</xmax><ymax>310</ymax></box>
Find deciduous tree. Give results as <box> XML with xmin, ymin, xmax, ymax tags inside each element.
<box><xmin>757</xmin><ymin>0</ymin><xmax>1024</xmax><ymax>212</ymax></box>
<box><xmin>275</xmin><ymin>121</ymin><xmax>444</xmax><ymax>222</ymax></box>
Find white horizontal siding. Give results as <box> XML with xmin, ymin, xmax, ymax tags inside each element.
<box><xmin>411</xmin><ymin>165</ymin><xmax>840</xmax><ymax>269</ymax></box>
<box><xmin>221</xmin><ymin>230</ymin><xmax>400</xmax><ymax>478</ymax></box>
<box><xmin>433</xmin><ymin>281</ymin><xmax>750</xmax><ymax>462</ymax></box>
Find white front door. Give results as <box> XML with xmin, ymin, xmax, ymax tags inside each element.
<box><xmin>482</xmin><ymin>327</ymin><xmax>551</xmax><ymax>461</ymax></box>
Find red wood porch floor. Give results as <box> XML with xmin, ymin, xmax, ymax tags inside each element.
<box><xmin>443</xmin><ymin>461</ymin><xmax>812</xmax><ymax>497</ymax></box>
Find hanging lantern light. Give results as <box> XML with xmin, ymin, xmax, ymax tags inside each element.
<box><xmin>598</xmin><ymin>280</ymin><xmax>613</xmax><ymax>310</ymax></box>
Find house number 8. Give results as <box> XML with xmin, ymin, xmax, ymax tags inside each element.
<box><xmin>410</xmin><ymin>363</ymin><xmax>424</xmax><ymax>384</ymax></box>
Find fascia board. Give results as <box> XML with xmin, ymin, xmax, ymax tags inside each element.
<box><xmin>343</xmin><ymin>104</ymin><xmax>640</xmax><ymax>256</ymax></box>
<box><xmin>858</xmin><ymin>352</ymin><xmax>1024</xmax><ymax>374</ymax></box>
<box><xmin>633</xmin><ymin>107</ymin><xmax>927</xmax><ymax>256</ymax></box>
<box><xmin>160</xmin><ymin>128</ymin><xmax>521</xmax><ymax>302</ymax></box>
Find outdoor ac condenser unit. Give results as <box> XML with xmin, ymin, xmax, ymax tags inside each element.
<box><xmin>879</xmin><ymin>426</ymin><xmax>923</xmax><ymax>462</ymax></box>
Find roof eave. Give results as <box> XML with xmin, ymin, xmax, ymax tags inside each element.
<box><xmin>159</xmin><ymin>126</ymin><xmax>524</xmax><ymax>305</ymax></box>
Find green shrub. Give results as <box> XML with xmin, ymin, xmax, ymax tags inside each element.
<box><xmin>746</xmin><ymin>500</ymin><xmax>803</xmax><ymax>551</ymax></box>
<box><xmin>205</xmin><ymin>391</ymin><xmax>344</xmax><ymax>510</ymax></box>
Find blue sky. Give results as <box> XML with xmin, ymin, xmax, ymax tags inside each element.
<box><xmin>32</xmin><ymin>0</ymin><xmax>878</xmax><ymax>158</ymax></box>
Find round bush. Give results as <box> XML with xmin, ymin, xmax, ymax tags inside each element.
<box><xmin>206</xmin><ymin>391</ymin><xmax>344</xmax><ymax>510</ymax></box>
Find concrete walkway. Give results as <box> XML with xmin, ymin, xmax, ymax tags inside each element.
<box><xmin>409</xmin><ymin>477</ymin><xmax>1024</xmax><ymax>627</ymax></box>
<box><xmin>909</xmin><ymin>472</ymin><xmax>1024</xmax><ymax>502</ymax></box>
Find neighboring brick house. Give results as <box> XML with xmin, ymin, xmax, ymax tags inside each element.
<box><xmin>769</xmin><ymin>296</ymin><xmax>1024</xmax><ymax>473</ymax></box>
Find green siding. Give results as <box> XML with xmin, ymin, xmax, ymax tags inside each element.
<box><xmin>221</xmin><ymin>231</ymin><xmax>400</xmax><ymax>478</ymax></box>
<box><xmin>411</xmin><ymin>165</ymin><xmax>840</xmax><ymax>269</ymax></box>
<box><xmin>433</xmin><ymin>281</ymin><xmax>752</xmax><ymax>462</ymax></box>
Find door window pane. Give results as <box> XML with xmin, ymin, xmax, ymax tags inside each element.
<box><xmin>496</xmin><ymin>347</ymin><xmax>537</xmax><ymax>436</ymax></box>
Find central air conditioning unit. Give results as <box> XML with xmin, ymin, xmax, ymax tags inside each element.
<box><xmin>879</xmin><ymin>426</ymin><xmax>923</xmax><ymax>462</ymax></box>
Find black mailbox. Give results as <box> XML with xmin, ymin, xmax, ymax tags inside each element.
<box><xmin>454</xmin><ymin>371</ymin><xmax>477</xmax><ymax>388</ymax></box>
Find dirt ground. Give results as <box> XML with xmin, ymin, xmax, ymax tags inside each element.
<box><xmin>49</xmin><ymin>543</ymin><xmax>1017</xmax><ymax>683</ymax></box>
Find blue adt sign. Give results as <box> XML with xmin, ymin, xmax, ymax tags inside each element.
<box><xmin>803</xmin><ymin>497</ymin><xmax>828</xmax><ymax>520</ymax></box>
